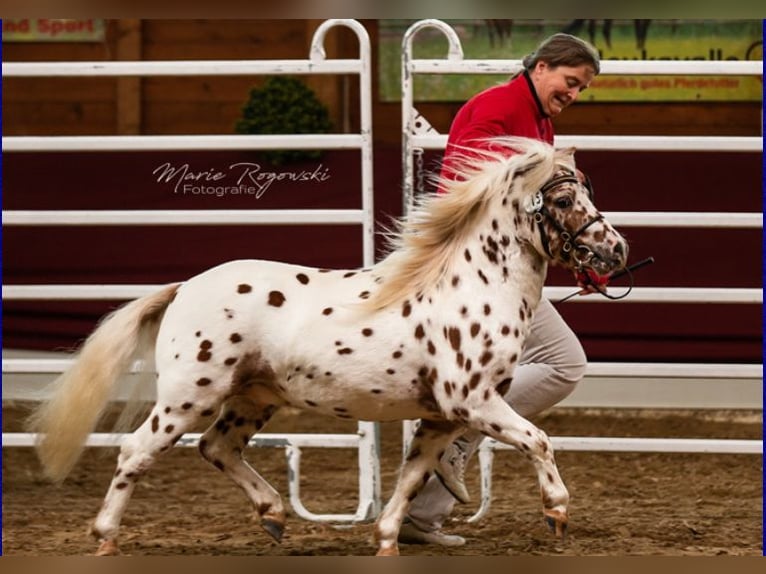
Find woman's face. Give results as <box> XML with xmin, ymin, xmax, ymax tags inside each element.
<box><xmin>530</xmin><ymin>61</ymin><xmax>595</xmax><ymax>117</ymax></box>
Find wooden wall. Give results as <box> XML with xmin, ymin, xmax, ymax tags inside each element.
<box><xmin>3</xmin><ymin>19</ymin><xmax>761</xmax><ymax>140</ymax></box>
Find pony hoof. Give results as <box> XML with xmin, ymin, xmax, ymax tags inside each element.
<box><xmin>376</xmin><ymin>545</ymin><xmax>400</xmax><ymax>556</ymax></box>
<box><xmin>94</xmin><ymin>539</ymin><xmax>120</xmax><ymax>556</ymax></box>
<box><xmin>261</xmin><ymin>519</ymin><xmax>285</xmax><ymax>543</ymax></box>
<box><xmin>543</xmin><ymin>509</ymin><xmax>568</xmax><ymax>540</ymax></box>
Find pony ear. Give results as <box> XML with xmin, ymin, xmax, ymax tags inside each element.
<box><xmin>560</xmin><ymin>146</ymin><xmax>577</xmax><ymax>157</ymax></box>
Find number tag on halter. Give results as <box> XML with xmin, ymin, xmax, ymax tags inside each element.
<box><xmin>523</xmin><ymin>191</ymin><xmax>543</xmax><ymax>214</ymax></box>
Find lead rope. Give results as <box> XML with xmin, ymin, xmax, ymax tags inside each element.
<box><xmin>556</xmin><ymin>256</ymin><xmax>655</xmax><ymax>304</ymax></box>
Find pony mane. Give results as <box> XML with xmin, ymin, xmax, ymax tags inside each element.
<box><xmin>366</xmin><ymin>137</ymin><xmax>574</xmax><ymax>311</ymax></box>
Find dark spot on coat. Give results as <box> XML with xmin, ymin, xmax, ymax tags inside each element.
<box><xmin>151</xmin><ymin>415</ymin><xmax>159</xmax><ymax>433</ymax></box>
<box><xmin>337</xmin><ymin>348</ymin><xmax>353</xmax><ymax>355</ymax></box>
<box><xmin>496</xmin><ymin>378</ymin><xmax>512</xmax><ymax>396</ymax></box>
<box><xmin>322</xmin><ymin>307</ymin><xmax>333</xmax><ymax>315</ymax></box>
<box><xmin>196</xmin><ymin>377</ymin><xmax>212</xmax><ymax>386</ymax></box>
<box><xmin>362</xmin><ymin>328</ymin><xmax>374</xmax><ymax>337</ymax></box>
<box><xmin>230</xmin><ymin>333</ymin><xmax>242</xmax><ymax>343</ymax></box>
<box><xmin>447</xmin><ymin>327</ymin><xmax>461</xmax><ymax>351</ymax></box>
<box><xmin>165</xmin><ymin>424</ymin><xmax>175</xmax><ymax>434</ymax></box>
<box><xmin>268</xmin><ymin>291</ymin><xmax>286</xmax><ymax>307</ymax></box>
<box><xmin>296</xmin><ymin>273</ymin><xmax>310</xmax><ymax>285</ymax></box>
<box><xmin>182</xmin><ymin>402</ymin><xmax>194</xmax><ymax>410</ymax></box>
<box><xmin>414</xmin><ymin>324</ymin><xmax>425</xmax><ymax>340</ymax></box>
<box><xmin>402</xmin><ymin>301</ymin><xmax>412</xmax><ymax>317</ymax></box>
<box><xmin>469</xmin><ymin>372</ymin><xmax>481</xmax><ymax>389</ymax></box>
<box><xmin>237</xmin><ymin>284</ymin><xmax>252</xmax><ymax>294</ymax></box>
<box><xmin>470</xmin><ymin>323</ymin><xmax>480</xmax><ymax>338</ymax></box>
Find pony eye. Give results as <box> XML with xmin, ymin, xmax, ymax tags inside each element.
<box><xmin>554</xmin><ymin>197</ymin><xmax>573</xmax><ymax>209</ymax></box>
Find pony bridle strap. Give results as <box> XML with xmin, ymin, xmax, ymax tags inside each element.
<box><xmin>526</xmin><ymin>173</ymin><xmax>603</xmax><ymax>269</ymax></box>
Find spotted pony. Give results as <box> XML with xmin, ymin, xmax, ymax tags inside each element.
<box><xmin>27</xmin><ymin>137</ymin><xmax>628</xmax><ymax>556</ymax></box>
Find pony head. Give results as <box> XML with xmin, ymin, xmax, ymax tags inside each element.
<box><xmin>442</xmin><ymin>137</ymin><xmax>628</xmax><ymax>276</ymax></box>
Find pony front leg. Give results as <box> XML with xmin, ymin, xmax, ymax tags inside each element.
<box><xmin>465</xmin><ymin>396</ymin><xmax>569</xmax><ymax>538</ymax></box>
<box><xmin>374</xmin><ymin>420</ymin><xmax>462</xmax><ymax>556</ymax></box>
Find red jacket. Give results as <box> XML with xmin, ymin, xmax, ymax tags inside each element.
<box><xmin>438</xmin><ymin>71</ymin><xmax>553</xmax><ymax>189</ymax></box>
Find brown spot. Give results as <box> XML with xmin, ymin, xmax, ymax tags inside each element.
<box><xmin>116</xmin><ymin>482</ymin><xmax>129</xmax><ymax>490</ymax></box>
<box><xmin>201</xmin><ymin>408</ymin><xmax>216</xmax><ymax>417</ymax></box>
<box><xmin>182</xmin><ymin>402</ymin><xmax>193</xmax><ymax>410</ymax></box>
<box><xmin>402</xmin><ymin>301</ymin><xmax>412</xmax><ymax>317</ymax></box>
<box><xmin>456</xmin><ymin>352</ymin><xmax>465</xmax><ymax>368</ymax></box>
<box><xmin>464</xmin><ymin>249</ymin><xmax>472</xmax><ymax>262</ymax></box>
<box><xmin>501</xmin><ymin>325</ymin><xmax>511</xmax><ymax>336</ymax></box>
<box><xmin>362</xmin><ymin>328</ymin><xmax>374</xmax><ymax>337</ymax></box>
<box><xmin>371</xmin><ymin>389</ymin><xmax>383</xmax><ymax>394</ymax></box>
<box><xmin>484</xmin><ymin>304</ymin><xmax>491</xmax><ymax>316</ymax></box>
<box><xmin>343</xmin><ymin>271</ymin><xmax>356</xmax><ymax>278</ymax></box>
<box><xmin>469</xmin><ymin>372</ymin><xmax>481</xmax><ymax>389</ymax></box>
<box><xmin>490</xmin><ymin>423</ymin><xmax>502</xmax><ymax>433</ymax></box>
<box><xmin>230</xmin><ymin>333</ymin><xmax>242</xmax><ymax>343</ymax></box>
<box><xmin>547</xmin><ymin>472</ymin><xmax>554</xmax><ymax>483</ymax></box>
<box><xmin>165</xmin><ymin>424</ymin><xmax>175</xmax><ymax>434</ymax></box>
<box><xmin>198</xmin><ymin>350</ymin><xmax>212</xmax><ymax>362</ymax></box>
<box><xmin>358</xmin><ymin>291</ymin><xmax>371</xmax><ymax>299</ymax></box>
<box><xmin>479</xmin><ymin>351</ymin><xmax>494</xmax><ymax>367</ymax></box>
<box><xmin>427</xmin><ymin>340</ymin><xmax>436</xmax><ymax>355</ymax></box>
<box><xmin>414</xmin><ymin>324</ymin><xmax>425</xmax><ymax>340</ymax></box>
<box><xmin>305</xmin><ymin>400</ymin><xmax>318</xmax><ymax>407</ymax></box>
<box><xmin>268</xmin><ymin>291</ymin><xmax>286</xmax><ymax>307</ymax></box>
<box><xmin>196</xmin><ymin>377</ymin><xmax>212</xmax><ymax>386</ymax></box>
<box><xmin>296</xmin><ymin>273</ymin><xmax>310</xmax><ymax>285</ymax></box>
<box><xmin>195</xmin><ymin>331</ymin><xmax>201</xmax><ymax>337</ymax></box>
<box><xmin>444</xmin><ymin>381</ymin><xmax>452</xmax><ymax>397</ymax></box>
<box><xmin>322</xmin><ymin>307</ymin><xmax>333</xmax><ymax>315</ymax></box>
<box><xmin>151</xmin><ymin>415</ymin><xmax>159</xmax><ymax>433</ymax></box>
<box><xmin>238</xmin><ymin>284</ymin><xmax>252</xmax><ymax>294</ymax></box>
<box><xmin>224</xmin><ymin>357</ymin><xmax>238</xmax><ymax>366</ymax></box>
<box><xmin>164</xmin><ymin>406</ymin><xmax>171</xmax><ymax>414</ymax></box>
<box><xmin>451</xmin><ymin>275</ymin><xmax>460</xmax><ymax>288</ymax></box>
<box><xmin>337</xmin><ymin>348</ymin><xmax>353</xmax><ymax>355</ymax></box>
<box><xmin>447</xmin><ymin>327</ymin><xmax>461</xmax><ymax>351</ymax></box>
<box><xmin>392</xmin><ymin>350</ymin><xmax>403</xmax><ymax>359</ymax></box>
<box><xmin>478</xmin><ymin>269</ymin><xmax>489</xmax><ymax>284</ymax></box>
<box><xmin>200</xmin><ymin>340</ymin><xmax>213</xmax><ymax>350</ymax></box>
<box><xmin>470</xmin><ymin>323</ymin><xmax>481</xmax><ymax>338</ymax></box>
<box><xmin>386</xmin><ymin>368</ymin><xmax>396</xmax><ymax>375</ymax></box>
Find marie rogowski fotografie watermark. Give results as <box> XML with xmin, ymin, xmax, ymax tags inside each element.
<box><xmin>152</xmin><ymin>161</ymin><xmax>331</xmax><ymax>198</ymax></box>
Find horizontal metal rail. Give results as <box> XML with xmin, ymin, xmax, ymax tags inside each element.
<box><xmin>2</xmin><ymin>209</ymin><xmax>365</xmax><ymax>226</ymax></box>
<box><xmin>3</xmin><ymin>134</ymin><xmax>364</xmax><ymax>152</ymax></box>
<box><xmin>2</xmin><ymin>59</ymin><xmax>365</xmax><ymax>77</ymax></box>
<box><xmin>410</xmin><ymin>133</ymin><xmax>762</xmax><ymax>152</ymax></box>
<box><xmin>3</xmin><ymin>358</ymin><xmax>760</xmax><ymax>379</ymax></box>
<box><xmin>3</xmin><ymin>209</ymin><xmax>759</xmax><ymax>228</ymax></box>
<box><xmin>408</xmin><ymin>59</ymin><xmax>763</xmax><ymax>76</ymax></box>
<box><xmin>3</xmin><ymin>285</ymin><xmax>760</xmax><ymax>303</ymax></box>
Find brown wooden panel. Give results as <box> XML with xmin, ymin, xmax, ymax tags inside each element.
<box><xmin>2</xmin><ymin>77</ymin><xmax>116</xmax><ymax>103</ymax></box>
<box><xmin>2</xmin><ymin>102</ymin><xmax>116</xmax><ymax>135</ymax></box>
<box><xmin>141</xmin><ymin>19</ymin><xmax>308</xmax><ymax>60</ymax></box>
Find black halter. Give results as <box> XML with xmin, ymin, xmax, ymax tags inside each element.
<box><xmin>528</xmin><ymin>173</ymin><xmax>603</xmax><ymax>267</ymax></box>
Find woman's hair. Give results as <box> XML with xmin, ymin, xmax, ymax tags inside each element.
<box><xmin>522</xmin><ymin>33</ymin><xmax>600</xmax><ymax>75</ymax></box>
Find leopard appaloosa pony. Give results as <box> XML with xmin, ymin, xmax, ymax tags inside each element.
<box><xmin>28</xmin><ymin>137</ymin><xmax>628</xmax><ymax>556</ymax></box>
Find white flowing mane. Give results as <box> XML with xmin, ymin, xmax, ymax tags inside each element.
<box><xmin>368</xmin><ymin>137</ymin><xmax>576</xmax><ymax>310</ymax></box>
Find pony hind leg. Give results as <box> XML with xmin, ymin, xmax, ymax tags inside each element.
<box><xmin>198</xmin><ymin>395</ymin><xmax>286</xmax><ymax>542</ymax></box>
<box><xmin>374</xmin><ymin>419</ymin><xmax>464</xmax><ymax>556</ymax></box>
<box><xmin>463</xmin><ymin>394</ymin><xmax>570</xmax><ymax>538</ymax></box>
<box><xmin>90</xmin><ymin>394</ymin><xmax>215</xmax><ymax>556</ymax></box>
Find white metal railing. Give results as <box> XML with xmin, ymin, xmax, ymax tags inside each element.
<box><xmin>400</xmin><ymin>19</ymin><xmax>762</xmax><ymax>515</ymax></box>
<box><xmin>1</xmin><ymin>19</ymin><xmax>381</xmax><ymax>524</ymax></box>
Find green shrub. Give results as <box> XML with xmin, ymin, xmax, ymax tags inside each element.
<box><xmin>235</xmin><ymin>76</ymin><xmax>333</xmax><ymax>166</ymax></box>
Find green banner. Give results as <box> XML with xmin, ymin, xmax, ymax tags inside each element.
<box><xmin>380</xmin><ymin>19</ymin><xmax>762</xmax><ymax>102</ymax></box>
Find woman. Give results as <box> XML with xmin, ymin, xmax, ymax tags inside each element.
<box><xmin>399</xmin><ymin>32</ymin><xmax>602</xmax><ymax>547</ymax></box>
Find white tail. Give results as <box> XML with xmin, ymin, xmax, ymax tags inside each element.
<box><xmin>26</xmin><ymin>283</ymin><xmax>180</xmax><ymax>482</ymax></box>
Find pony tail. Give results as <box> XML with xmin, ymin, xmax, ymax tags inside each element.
<box><xmin>25</xmin><ymin>283</ymin><xmax>180</xmax><ymax>482</ymax></box>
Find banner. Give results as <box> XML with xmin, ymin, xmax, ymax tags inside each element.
<box><xmin>2</xmin><ymin>19</ymin><xmax>105</xmax><ymax>42</ymax></box>
<box><xmin>379</xmin><ymin>19</ymin><xmax>762</xmax><ymax>102</ymax></box>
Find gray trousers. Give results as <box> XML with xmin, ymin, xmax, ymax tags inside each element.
<box><xmin>407</xmin><ymin>297</ymin><xmax>587</xmax><ymax>532</ymax></box>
